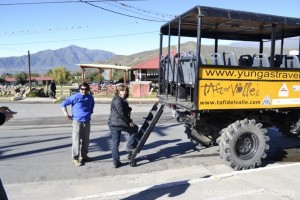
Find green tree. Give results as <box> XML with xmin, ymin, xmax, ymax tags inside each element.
<box><xmin>0</xmin><ymin>77</ymin><xmax>5</xmax><ymax>84</ymax></box>
<box><xmin>48</xmin><ymin>66</ymin><xmax>70</xmax><ymax>85</ymax></box>
<box><xmin>112</xmin><ymin>69</ymin><xmax>124</xmax><ymax>81</ymax></box>
<box><xmin>46</xmin><ymin>69</ymin><xmax>53</xmax><ymax>77</ymax></box>
<box><xmin>70</xmin><ymin>71</ymin><xmax>82</xmax><ymax>84</ymax></box>
<box><xmin>87</xmin><ymin>71</ymin><xmax>99</xmax><ymax>82</ymax></box>
<box><xmin>1</xmin><ymin>73</ymin><xmax>13</xmax><ymax>79</ymax></box>
<box><xmin>15</xmin><ymin>72</ymin><xmax>28</xmax><ymax>84</ymax></box>
<box><xmin>31</xmin><ymin>73</ymin><xmax>40</xmax><ymax>77</ymax></box>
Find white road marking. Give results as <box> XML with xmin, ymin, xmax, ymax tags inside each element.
<box><xmin>65</xmin><ymin>162</ymin><xmax>300</xmax><ymax>200</ymax></box>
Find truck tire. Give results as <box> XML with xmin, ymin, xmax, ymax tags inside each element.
<box><xmin>219</xmin><ymin>119</ymin><xmax>269</xmax><ymax>170</ymax></box>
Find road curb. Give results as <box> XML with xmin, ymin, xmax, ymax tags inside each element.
<box><xmin>0</xmin><ymin>97</ymin><xmax>159</xmax><ymax>104</ymax></box>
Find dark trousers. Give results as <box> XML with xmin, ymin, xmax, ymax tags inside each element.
<box><xmin>109</xmin><ymin>125</ymin><xmax>138</xmax><ymax>165</ymax></box>
<box><xmin>49</xmin><ymin>90</ymin><xmax>56</xmax><ymax>98</ymax></box>
<box><xmin>52</xmin><ymin>90</ymin><xmax>56</xmax><ymax>98</ymax></box>
<box><xmin>0</xmin><ymin>179</ymin><xmax>8</xmax><ymax>200</ymax></box>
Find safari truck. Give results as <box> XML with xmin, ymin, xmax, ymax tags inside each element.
<box><xmin>128</xmin><ymin>6</ymin><xmax>300</xmax><ymax>170</ymax></box>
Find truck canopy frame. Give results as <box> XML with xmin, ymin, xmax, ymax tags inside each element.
<box><xmin>160</xmin><ymin>6</ymin><xmax>300</xmax><ymax>41</ymax></box>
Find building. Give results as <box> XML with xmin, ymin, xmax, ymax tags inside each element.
<box><xmin>131</xmin><ymin>57</ymin><xmax>159</xmax><ymax>82</ymax></box>
<box><xmin>5</xmin><ymin>76</ymin><xmax>53</xmax><ymax>85</ymax></box>
<box><xmin>289</xmin><ymin>50</ymin><xmax>299</xmax><ymax>55</ymax></box>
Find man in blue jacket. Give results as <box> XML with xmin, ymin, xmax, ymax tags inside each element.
<box><xmin>61</xmin><ymin>82</ymin><xmax>95</xmax><ymax>166</ymax></box>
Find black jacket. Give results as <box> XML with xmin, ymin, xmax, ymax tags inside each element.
<box><xmin>108</xmin><ymin>95</ymin><xmax>132</xmax><ymax>127</ymax></box>
<box><xmin>50</xmin><ymin>82</ymin><xmax>56</xmax><ymax>91</ymax></box>
<box><xmin>0</xmin><ymin>113</ymin><xmax>6</xmax><ymax>126</ymax></box>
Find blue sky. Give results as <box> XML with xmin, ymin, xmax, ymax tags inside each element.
<box><xmin>1</xmin><ymin>0</ymin><xmax>300</xmax><ymax>58</ymax></box>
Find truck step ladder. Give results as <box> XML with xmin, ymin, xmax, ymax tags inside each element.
<box><xmin>129</xmin><ymin>102</ymin><xmax>165</xmax><ymax>167</ymax></box>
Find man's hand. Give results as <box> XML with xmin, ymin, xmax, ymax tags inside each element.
<box><xmin>66</xmin><ymin>115</ymin><xmax>73</xmax><ymax>120</ymax></box>
<box><xmin>4</xmin><ymin>112</ymin><xmax>14</xmax><ymax>122</ymax></box>
<box><xmin>0</xmin><ymin>106</ymin><xmax>16</xmax><ymax>123</ymax></box>
<box><xmin>62</xmin><ymin>107</ymin><xmax>72</xmax><ymax>120</ymax></box>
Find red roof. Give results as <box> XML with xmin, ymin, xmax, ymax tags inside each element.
<box><xmin>131</xmin><ymin>57</ymin><xmax>159</xmax><ymax>69</ymax></box>
<box><xmin>31</xmin><ymin>76</ymin><xmax>53</xmax><ymax>81</ymax></box>
<box><xmin>131</xmin><ymin>51</ymin><xmax>178</xmax><ymax>70</ymax></box>
<box><xmin>5</xmin><ymin>76</ymin><xmax>53</xmax><ymax>82</ymax></box>
<box><xmin>4</xmin><ymin>77</ymin><xmax>15</xmax><ymax>82</ymax></box>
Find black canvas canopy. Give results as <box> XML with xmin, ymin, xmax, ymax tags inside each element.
<box><xmin>160</xmin><ymin>6</ymin><xmax>300</xmax><ymax>41</ymax></box>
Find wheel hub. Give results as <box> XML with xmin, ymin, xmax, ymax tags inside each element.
<box><xmin>238</xmin><ymin>136</ymin><xmax>252</xmax><ymax>153</ymax></box>
<box><xmin>235</xmin><ymin>133</ymin><xmax>258</xmax><ymax>159</ymax></box>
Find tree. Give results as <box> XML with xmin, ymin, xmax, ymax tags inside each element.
<box><xmin>70</xmin><ymin>71</ymin><xmax>82</xmax><ymax>84</ymax></box>
<box><xmin>86</xmin><ymin>71</ymin><xmax>101</xmax><ymax>82</ymax></box>
<box><xmin>112</xmin><ymin>69</ymin><xmax>124</xmax><ymax>81</ymax></box>
<box><xmin>31</xmin><ymin>73</ymin><xmax>40</xmax><ymax>77</ymax></box>
<box><xmin>46</xmin><ymin>69</ymin><xmax>53</xmax><ymax>77</ymax></box>
<box><xmin>48</xmin><ymin>66</ymin><xmax>70</xmax><ymax>85</ymax></box>
<box><xmin>1</xmin><ymin>73</ymin><xmax>13</xmax><ymax>79</ymax></box>
<box><xmin>15</xmin><ymin>72</ymin><xmax>28</xmax><ymax>84</ymax></box>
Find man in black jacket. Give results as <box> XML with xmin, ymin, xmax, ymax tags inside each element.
<box><xmin>108</xmin><ymin>84</ymin><xmax>138</xmax><ymax>168</ymax></box>
<box><xmin>50</xmin><ymin>80</ymin><xmax>57</xmax><ymax>99</ymax></box>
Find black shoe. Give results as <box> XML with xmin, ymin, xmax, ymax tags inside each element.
<box><xmin>290</xmin><ymin>129</ymin><xmax>299</xmax><ymax>134</ymax></box>
<box><xmin>114</xmin><ymin>161</ymin><xmax>122</xmax><ymax>168</ymax></box>
<box><xmin>80</xmin><ymin>156</ymin><xmax>94</xmax><ymax>162</ymax></box>
<box><xmin>127</xmin><ymin>151</ymin><xmax>133</xmax><ymax>161</ymax></box>
<box><xmin>291</xmin><ymin>119</ymin><xmax>300</xmax><ymax>134</ymax></box>
<box><xmin>126</xmin><ymin>147</ymin><xmax>137</xmax><ymax>153</ymax></box>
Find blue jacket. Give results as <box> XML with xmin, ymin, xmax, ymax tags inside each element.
<box><xmin>61</xmin><ymin>93</ymin><xmax>94</xmax><ymax>122</ymax></box>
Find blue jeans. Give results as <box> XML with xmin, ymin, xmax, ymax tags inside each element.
<box><xmin>109</xmin><ymin>125</ymin><xmax>138</xmax><ymax>165</ymax></box>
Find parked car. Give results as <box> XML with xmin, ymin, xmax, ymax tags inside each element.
<box><xmin>69</xmin><ymin>88</ymin><xmax>79</xmax><ymax>96</ymax></box>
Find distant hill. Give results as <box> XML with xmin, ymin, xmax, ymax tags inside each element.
<box><xmin>104</xmin><ymin>41</ymin><xmax>295</xmax><ymax>66</ymax></box>
<box><xmin>0</xmin><ymin>41</ymin><xmax>297</xmax><ymax>74</ymax></box>
<box><xmin>0</xmin><ymin>45</ymin><xmax>115</xmax><ymax>74</ymax></box>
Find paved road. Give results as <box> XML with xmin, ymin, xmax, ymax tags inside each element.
<box><xmin>1</xmin><ymin>103</ymin><xmax>300</xmax><ymax>199</ymax></box>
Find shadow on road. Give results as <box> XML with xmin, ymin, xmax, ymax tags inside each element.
<box><xmin>136</xmin><ymin>141</ymin><xmax>196</xmax><ymax>166</ymax></box>
<box><xmin>121</xmin><ymin>180</ymin><xmax>190</xmax><ymax>200</ymax></box>
<box><xmin>262</xmin><ymin>127</ymin><xmax>300</xmax><ymax>167</ymax></box>
<box><xmin>89</xmin><ymin>123</ymin><xmax>188</xmax><ymax>164</ymax></box>
<box><xmin>0</xmin><ymin>134</ymin><xmax>71</xmax><ymax>159</ymax></box>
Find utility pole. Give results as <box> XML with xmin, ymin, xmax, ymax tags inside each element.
<box><xmin>28</xmin><ymin>50</ymin><xmax>32</xmax><ymax>91</ymax></box>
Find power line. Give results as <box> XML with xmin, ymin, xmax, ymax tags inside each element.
<box><xmin>81</xmin><ymin>1</ymin><xmax>167</xmax><ymax>22</ymax></box>
<box><xmin>1</xmin><ymin>0</ymin><xmax>167</xmax><ymax>22</ymax></box>
<box><xmin>0</xmin><ymin>31</ymin><xmax>159</xmax><ymax>45</ymax></box>
<box><xmin>2</xmin><ymin>25</ymin><xmax>90</xmax><ymax>36</ymax></box>
<box><xmin>104</xmin><ymin>1</ymin><xmax>168</xmax><ymax>21</ymax></box>
<box><xmin>0</xmin><ymin>0</ymin><xmax>142</xmax><ymax>6</ymax></box>
<box><xmin>113</xmin><ymin>1</ymin><xmax>175</xmax><ymax>18</ymax></box>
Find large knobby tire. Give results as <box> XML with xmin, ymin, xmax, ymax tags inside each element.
<box><xmin>219</xmin><ymin>119</ymin><xmax>269</xmax><ymax>170</ymax></box>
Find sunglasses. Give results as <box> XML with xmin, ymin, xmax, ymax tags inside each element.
<box><xmin>80</xmin><ymin>88</ymin><xmax>88</xmax><ymax>91</ymax></box>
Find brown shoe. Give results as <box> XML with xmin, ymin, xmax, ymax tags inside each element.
<box><xmin>72</xmin><ymin>159</ymin><xmax>82</xmax><ymax>166</ymax></box>
<box><xmin>81</xmin><ymin>156</ymin><xmax>94</xmax><ymax>162</ymax></box>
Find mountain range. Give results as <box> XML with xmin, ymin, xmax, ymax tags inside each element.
<box><xmin>0</xmin><ymin>45</ymin><xmax>115</xmax><ymax>74</ymax></box>
<box><xmin>0</xmin><ymin>40</ymin><xmax>298</xmax><ymax>74</ymax></box>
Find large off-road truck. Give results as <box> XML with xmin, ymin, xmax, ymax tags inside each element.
<box><xmin>155</xmin><ymin>6</ymin><xmax>300</xmax><ymax>170</ymax></box>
